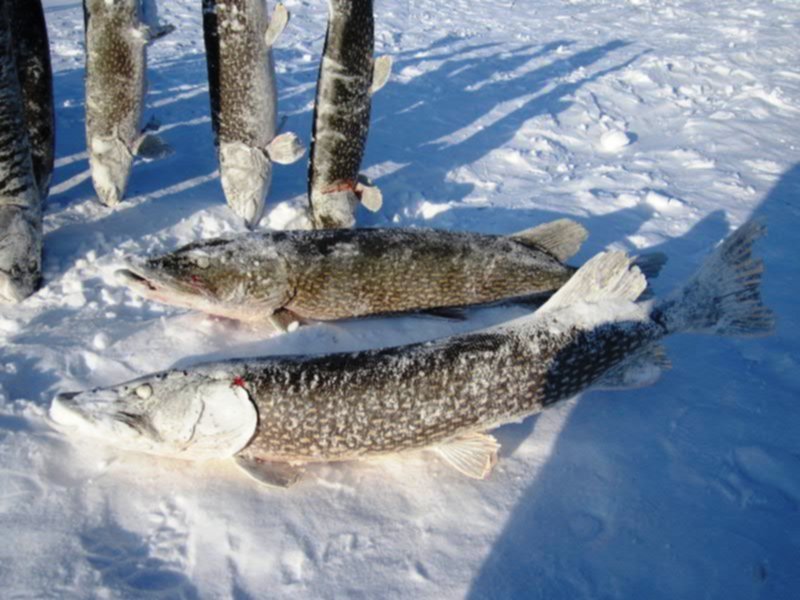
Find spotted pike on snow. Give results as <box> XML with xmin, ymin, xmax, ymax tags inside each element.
<box><xmin>115</xmin><ymin>219</ymin><xmax>592</xmax><ymax>330</ymax></box>
<box><xmin>203</xmin><ymin>0</ymin><xmax>305</xmax><ymax>227</ymax></box>
<box><xmin>308</xmin><ymin>0</ymin><xmax>392</xmax><ymax>229</ymax></box>
<box><xmin>0</xmin><ymin>1</ymin><xmax>42</xmax><ymax>303</ymax></box>
<box><xmin>83</xmin><ymin>0</ymin><xmax>173</xmax><ymax>206</ymax></box>
<box><xmin>50</xmin><ymin>221</ymin><xmax>772</xmax><ymax>487</ymax></box>
<box><xmin>9</xmin><ymin>0</ymin><xmax>55</xmax><ymax>199</ymax></box>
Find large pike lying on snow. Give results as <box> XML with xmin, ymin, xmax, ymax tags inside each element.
<box><xmin>83</xmin><ymin>0</ymin><xmax>172</xmax><ymax>206</ymax></box>
<box><xmin>51</xmin><ymin>221</ymin><xmax>773</xmax><ymax>488</ymax></box>
<box><xmin>0</xmin><ymin>1</ymin><xmax>42</xmax><ymax>303</ymax></box>
<box><xmin>202</xmin><ymin>0</ymin><xmax>305</xmax><ymax>227</ymax></box>
<box><xmin>116</xmin><ymin>219</ymin><xmax>590</xmax><ymax>330</ymax></box>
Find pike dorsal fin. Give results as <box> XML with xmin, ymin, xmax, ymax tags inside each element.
<box><xmin>265</xmin><ymin>132</ymin><xmax>305</xmax><ymax>164</ymax></box>
<box><xmin>433</xmin><ymin>433</ymin><xmax>500</xmax><ymax>479</ymax></box>
<box><xmin>510</xmin><ymin>218</ymin><xmax>588</xmax><ymax>262</ymax></box>
<box><xmin>264</xmin><ymin>3</ymin><xmax>289</xmax><ymax>47</ymax></box>
<box><xmin>539</xmin><ymin>250</ymin><xmax>647</xmax><ymax>314</ymax></box>
<box><xmin>370</xmin><ymin>55</ymin><xmax>393</xmax><ymax>94</ymax></box>
<box><xmin>235</xmin><ymin>455</ymin><xmax>305</xmax><ymax>488</ymax></box>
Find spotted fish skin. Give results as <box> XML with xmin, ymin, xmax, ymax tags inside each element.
<box><xmin>0</xmin><ymin>1</ymin><xmax>42</xmax><ymax>303</ymax></box>
<box><xmin>277</xmin><ymin>228</ymin><xmax>573</xmax><ymax>320</ymax></box>
<box><xmin>122</xmin><ymin>226</ymin><xmax>579</xmax><ymax>325</ymax></box>
<box><xmin>9</xmin><ymin>0</ymin><xmax>54</xmax><ymax>199</ymax></box>
<box><xmin>83</xmin><ymin>0</ymin><xmax>148</xmax><ymax>206</ymax></box>
<box><xmin>203</xmin><ymin>0</ymin><xmax>303</xmax><ymax>227</ymax></box>
<box><xmin>237</xmin><ymin>319</ymin><xmax>662</xmax><ymax>462</ymax></box>
<box><xmin>308</xmin><ymin>0</ymin><xmax>378</xmax><ymax>229</ymax></box>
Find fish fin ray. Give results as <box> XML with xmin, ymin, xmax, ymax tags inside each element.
<box><xmin>235</xmin><ymin>455</ymin><xmax>305</xmax><ymax>488</ymax></box>
<box><xmin>433</xmin><ymin>433</ymin><xmax>499</xmax><ymax>479</ymax></box>
<box><xmin>134</xmin><ymin>133</ymin><xmax>173</xmax><ymax>160</ymax></box>
<box><xmin>540</xmin><ymin>250</ymin><xmax>647</xmax><ymax>313</ymax></box>
<box><xmin>595</xmin><ymin>343</ymin><xmax>671</xmax><ymax>390</ymax></box>
<box><xmin>355</xmin><ymin>176</ymin><xmax>383</xmax><ymax>212</ymax></box>
<box><xmin>510</xmin><ymin>219</ymin><xmax>588</xmax><ymax>261</ymax></box>
<box><xmin>655</xmin><ymin>219</ymin><xmax>774</xmax><ymax>337</ymax></box>
<box><xmin>265</xmin><ymin>132</ymin><xmax>305</xmax><ymax>164</ymax></box>
<box><xmin>370</xmin><ymin>55</ymin><xmax>392</xmax><ymax>94</ymax></box>
<box><xmin>264</xmin><ymin>4</ymin><xmax>289</xmax><ymax>47</ymax></box>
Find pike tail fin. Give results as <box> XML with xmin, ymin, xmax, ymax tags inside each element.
<box><xmin>654</xmin><ymin>220</ymin><xmax>774</xmax><ymax>337</ymax></box>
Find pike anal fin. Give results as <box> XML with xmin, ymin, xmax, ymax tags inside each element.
<box><xmin>433</xmin><ymin>432</ymin><xmax>500</xmax><ymax>479</ymax></box>
<box><xmin>235</xmin><ymin>455</ymin><xmax>305</xmax><ymax>488</ymax></box>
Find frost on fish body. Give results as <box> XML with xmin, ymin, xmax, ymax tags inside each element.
<box><xmin>0</xmin><ymin>1</ymin><xmax>42</xmax><ymax>303</ymax></box>
<box><xmin>116</xmin><ymin>222</ymin><xmax>586</xmax><ymax>326</ymax></box>
<box><xmin>203</xmin><ymin>0</ymin><xmax>303</xmax><ymax>227</ymax></box>
<box><xmin>9</xmin><ymin>0</ymin><xmax>54</xmax><ymax>199</ymax></box>
<box><xmin>55</xmin><ymin>222</ymin><xmax>773</xmax><ymax>487</ymax></box>
<box><xmin>84</xmin><ymin>0</ymin><xmax>170</xmax><ymax>206</ymax></box>
<box><xmin>308</xmin><ymin>0</ymin><xmax>389</xmax><ymax>229</ymax></box>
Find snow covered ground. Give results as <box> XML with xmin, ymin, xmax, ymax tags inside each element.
<box><xmin>1</xmin><ymin>0</ymin><xmax>799</xmax><ymax>597</ymax></box>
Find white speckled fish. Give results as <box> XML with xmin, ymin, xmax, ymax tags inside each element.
<box><xmin>83</xmin><ymin>0</ymin><xmax>173</xmax><ymax>206</ymax></box>
<box><xmin>308</xmin><ymin>0</ymin><xmax>392</xmax><ymax>229</ymax></box>
<box><xmin>51</xmin><ymin>222</ymin><xmax>772</xmax><ymax>488</ymax></box>
<box><xmin>203</xmin><ymin>0</ymin><xmax>305</xmax><ymax>227</ymax></box>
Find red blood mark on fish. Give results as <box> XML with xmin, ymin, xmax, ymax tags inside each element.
<box><xmin>232</xmin><ymin>376</ymin><xmax>247</xmax><ymax>389</ymax></box>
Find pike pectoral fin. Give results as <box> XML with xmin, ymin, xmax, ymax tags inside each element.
<box><xmin>264</xmin><ymin>4</ymin><xmax>289</xmax><ymax>47</ymax></box>
<box><xmin>510</xmin><ymin>218</ymin><xmax>588</xmax><ymax>262</ymax></box>
<box><xmin>266</xmin><ymin>308</ymin><xmax>307</xmax><ymax>333</ymax></box>
<box><xmin>433</xmin><ymin>433</ymin><xmax>500</xmax><ymax>479</ymax></box>
<box><xmin>370</xmin><ymin>56</ymin><xmax>393</xmax><ymax>94</ymax></box>
<box><xmin>134</xmin><ymin>134</ymin><xmax>173</xmax><ymax>161</ymax></box>
<box><xmin>355</xmin><ymin>177</ymin><xmax>383</xmax><ymax>212</ymax></box>
<box><xmin>235</xmin><ymin>455</ymin><xmax>305</xmax><ymax>488</ymax></box>
<box><xmin>265</xmin><ymin>132</ymin><xmax>305</xmax><ymax>165</ymax></box>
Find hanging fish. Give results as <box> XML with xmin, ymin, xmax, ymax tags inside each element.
<box><xmin>308</xmin><ymin>0</ymin><xmax>392</xmax><ymax>229</ymax></box>
<box><xmin>203</xmin><ymin>0</ymin><xmax>305</xmax><ymax>227</ymax></box>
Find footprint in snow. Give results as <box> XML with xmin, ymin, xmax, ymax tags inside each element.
<box><xmin>80</xmin><ymin>523</ymin><xmax>198</xmax><ymax>599</ymax></box>
<box><xmin>0</xmin><ymin>469</ymin><xmax>43</xmax><ymax>514</ymax></box>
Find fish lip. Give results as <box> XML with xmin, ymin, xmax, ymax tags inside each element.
<box><xmin>115</xmin><ymin>267</ymin><xmax>158</xmax><ymax>292</ymax></box>
<box><xmin>50</xmin><ymin>391</ymin><xmax>89</xmax><ymax>429</ymax></box>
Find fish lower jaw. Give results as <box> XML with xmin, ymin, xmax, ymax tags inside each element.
<box><xmin>219</xmin><ymin>142</ymin><xmax>273</xmax><ymax>226</ymax></box>
<box><xmin>0</xmin><ymin>206</ymin><xmax>42</xmax><ymax>303</ymax></box>
<box><xmin>88</xmin><ymin>141</ymin><xmax>134</xmax><ymax>206</ymax></box>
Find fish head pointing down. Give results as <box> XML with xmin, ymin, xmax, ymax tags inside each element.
<box><xmin>50</xmin><ymin>371</ymin><xmax>258</xmax><ymax>460</ymax></box>
<box><xmin>115</xmin><ymin>237</ymin><xmax>294</xmax><ymax>323</ymax></box>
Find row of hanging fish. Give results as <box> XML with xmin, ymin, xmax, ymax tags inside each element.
<box><xmin>0</xmin><ymin>0</ymin><xmax>54</xmax><ymax>304</ymax></box>
<box><xmin>84</xmin><ymin>0</ymin><xmax>390</xmax><ymax>229</ymax></box>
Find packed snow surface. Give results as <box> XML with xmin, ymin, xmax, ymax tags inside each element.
<box><xmin>1</xmin><ymin>0</ymin><xmax>799</xmax><ymax>597</ymax></box>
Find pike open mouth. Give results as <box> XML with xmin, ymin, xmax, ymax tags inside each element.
<box><xmin>115</xmin><ymin>268</ymin><xmax>158</xmax><ymax>292</ymax></box>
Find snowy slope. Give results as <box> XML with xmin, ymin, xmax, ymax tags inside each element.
<box><xmin>1</xmin><ymin>0</ymin><xmax>799</xmax><ymax>597</ymax></box>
